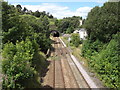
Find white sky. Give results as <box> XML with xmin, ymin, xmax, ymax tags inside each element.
<box><xmin>13</xmin><ymin>3</ymin><xmax>93</xmax><ymax>19</ymax></box>
<box><xmin>4</xmin><ymin>0</ymin><xmax>110</xmax><ymax>19</ymax></box>
<box><xmin>5</xmin><ymin>0</ymin><xmax>108</xmax><ymax>2</ymax></box>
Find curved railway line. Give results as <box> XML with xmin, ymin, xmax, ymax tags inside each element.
<box><xmin>42</xmin><ymin>37</ymin><xmax>97</xmax><ymax>89</ymax></box>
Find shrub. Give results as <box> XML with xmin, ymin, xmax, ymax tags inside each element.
<box><xmin>82</xmin><ymin>39</ymin><xmax>103</xmax><ymax>58</ymax></box>
<box><xmin>2</xmin><ymin>39</ymin><xmax>37</xmax><ymax>89</ymax></box>
<box><xmin>70</xmin><ymin>33</ymin><xmax>81</xmax><ymax>47</ymax></box>
<box><xmin>90</xmin><ymin>33</ymin><xmax>120</xmax><ymax>88</ymax></box>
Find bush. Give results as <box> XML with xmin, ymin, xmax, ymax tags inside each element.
<box><xmin>82</xmin><ymin>39</ymin><xmax>104</xmax><ymax>58</ymax></box>
<box><xmin>70</xmin><ymin>33</ymin><xmax>81</xmax><ymax>47</ymax></box>
<box><xmin>88</xmin><ymin>33</ymin><xmax>120</xmax><ymax>88</ymax></box>
<box><xmin>2</xmin><ymin>2</ymin><xmax>50</xmax><ymax>88</ymax></box>
<box><xmin>2</xmin><ymin>38</ymin><xmax>39</xmax><ymax>89</ymax></box>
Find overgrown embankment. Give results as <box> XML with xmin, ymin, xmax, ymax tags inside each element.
<box><xmin>82</xmin><ymin>2</ymin><xmax>120</xmax><ymax>88</ymax></box>
<box><xmin>1</xmin><ymin>1</ymin><xmax>52</xmax><ymax>89</ymax></box>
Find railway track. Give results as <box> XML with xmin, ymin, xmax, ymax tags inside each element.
<box><xmin>57</xmin><ymin>37</ymin><xmax>79</xmax><ymax>88</ymax></box>
<box><xmin>54</xmin><ymin>37</ymin><xmax>65</xmax><ymax>88</ymax></box>
<box><xmin>42</xmin><ymin>37</ymin><xmax>96</xmax><ymax>89</ymax></box>
<box><xmin>57</xmin><ymin>37</ymin><xmax>89</xmax><ymax>88</ymax></box>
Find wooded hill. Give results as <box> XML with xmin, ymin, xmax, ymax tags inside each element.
<box><xmin>2</xmin><ymin>1</ymin><xmax>52</xmax><ymax>88</ymax></box>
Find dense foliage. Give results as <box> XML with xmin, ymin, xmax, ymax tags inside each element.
<box><xmin>70</xmin><ymin>33</ymin><xmax>81</xmax><ymax>47</ymax></box>
<box><xmin>2</xmin><ymin>2</ymin><xmax>51</xmax><ymax>52</ymax></box>
<box><xmin>32</xmin><ymin>10</ymin><xmax>54</xmax><ymax>18</ymax></box>
<box><xmin>55</xmin><ymin>16</ymin><xmax>82</xmax><ymax>33</ymax></box>
<box><xmin>2</xmin><ymin>1</ymin><xmax>51</xmax><ymax>88</ymax></box>
<box><xmin>83</xmin><ymin>2</ymin><xmax>120</xmax><ymax>43</ymax></box>
<box><xmin>91</xmin><ymin>33</ymin><xmax>120</xmax><ymax>88</ymax></box>
<box><xmin>82</xmin><ymin>2</ymin><xmax>120</xmax><ymax>88</ymax></box>
<box><xmin>2</xmin><ymin>39</ymin><xmax>35</xmax><ymax>88</ymax></box>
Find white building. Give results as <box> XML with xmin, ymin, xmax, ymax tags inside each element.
<box><xmin>73</xmin><ymin>30</ymin><xmax>79</xmax><ymax>33</ymax></box>
<box><xmin>73</xmin><ymin>28</ymin><xmax>87</xmax><ymax>40</ymax></box>
<box><xmin>79</xmin><ymin>28</ymin><xmax>87</xmax><ymax>40</ymax></box>
<box><xmin>79</xmin><ymin>20</ymin><xmax>83</xmax><ymax>26</ymax></box>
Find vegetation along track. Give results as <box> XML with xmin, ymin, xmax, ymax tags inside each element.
<box><xmin>42</xmin><ymin>37</ymin><xmax>95</xmax><ymax>89</ymax></box>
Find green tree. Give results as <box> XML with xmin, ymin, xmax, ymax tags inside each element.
<box><xmin>16</xmin><ymin>4</ymin><xmax>22</xmax><ymax>11</ymax></box>
<box><xmin>2</xmin><ymin>1</ymin><xmax>17</xmax><ymax>32</ymax></box>
<box><xmin>66</xmin><ymin>26</ymin><xmax>74</xmax><ymax>34</ymax></box>
<box><xmin>70</xmin><ymin>33</ymin><xmax>80</xmax><ymax>47</ymax></box>
<box><xmin>82</xmin><ymin>2</ymin><xmax>120</xmax><ymax>88</ymax></box>
<box><xmin>3</xmin><ymin>15</ymin><xmax>33</xmax><ymax>44</ymax></box>
<box><xmin>33</xmin><ymin>10</ymin><xmax>41</xmax><ymax>17</ymax></box>
<box><xmin>23</xmin><ymin>7</ymin><xmax>28</xmax><ymax>13</ymax></box>
<box><xmin>83</xmin><ymin>2</ymin><xmax>120</xmax><ymax>42</ymax></box>
<box><xmin>2</xmin><ymin>39</ymin><xmax>35</xmax><ymax>88</ymax></box>
<box><xmin>56</xmin><ymin>16</ymin><xmax>81</xmax><ymax>33</ymax></box>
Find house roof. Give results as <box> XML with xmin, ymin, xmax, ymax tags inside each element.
<box><xmin>79</xmin><ymin>28</ymin><xmax>86</xmax><ymax>31</ymax></box>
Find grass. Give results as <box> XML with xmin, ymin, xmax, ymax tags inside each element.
<box><xmin>47</xmin><ymin>54</ymin><xmax>60</xmax><ymax>61</ymax></box>
<box><xmin>49</xmin><ymin>18</ymin><xmax>55</xmax><ymax>25</ymax></box>
<box><xmin>61</xmin><ymin>37</ymin><xmax>69</xmax><ymax>47</ymax></box>
<box><xmin>72</xmin><ymin>45</ymin><xmax>89</xmax><ymax>68</ymax></box>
